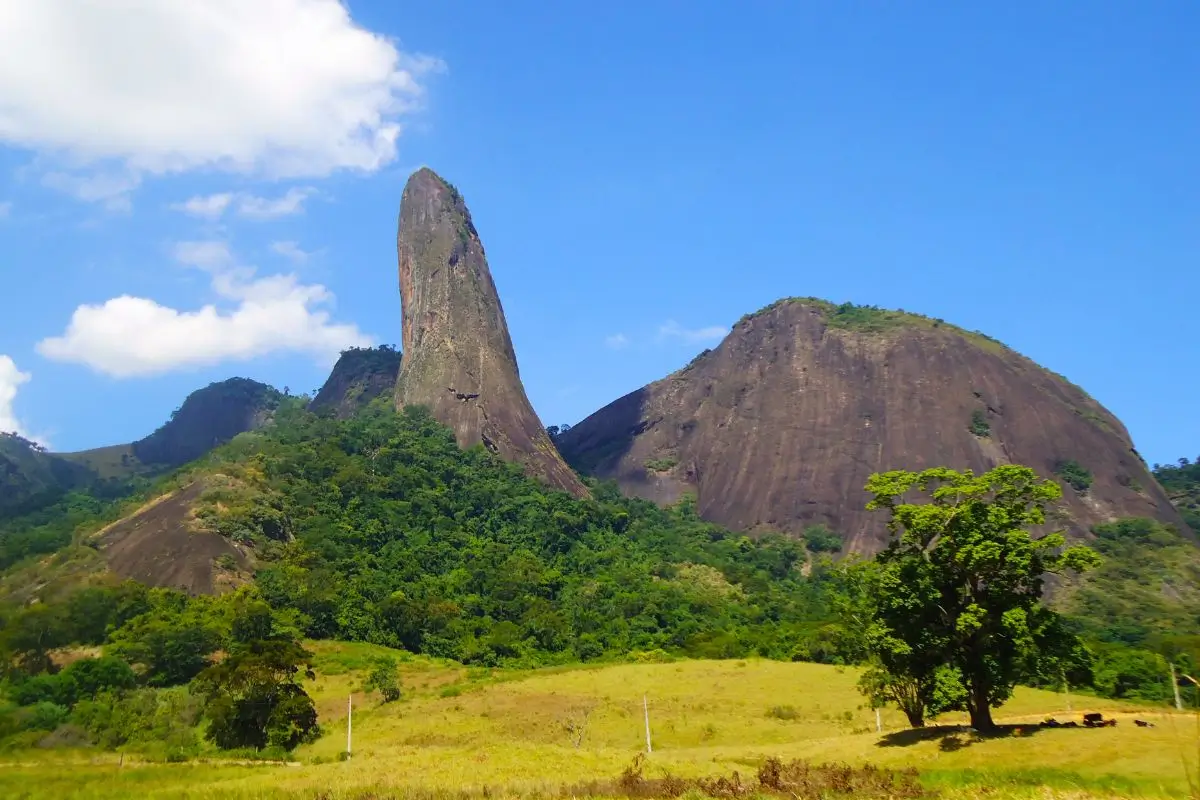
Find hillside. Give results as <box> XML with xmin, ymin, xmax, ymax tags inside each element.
<box><xmin>0</xmin><ymin>378</ymin><xmax>283</xmax><ymax>525</ymax></box>
<box><xmin>558</xmin><ymin>298</ymin><xmax>1185</xmax><ymax>553</ymax></box>
<box><xmin>129</xmin><ymin>378</ymin><xmax>281</xmax><ymax>468</ymax></box>
<box><xmin>0</xmin><ymin>433</ymin><xmax>91</xmax><ymax>515</ymax></box>
<box><xmin>394</xmin><ymin>168</ymin><xmax>586</xmax><ymax>497</ymax></box>
<box><xmin>1</xmin><ymin>397</ymin><xmax>837</xmax><ymax>661</ymax></box>
<box><xmin>1154</xmin><ymin>457</ymin><xmax>1200</xmax><ymax>532</ymax></box>
<box><xmin>0</xmin><ymin>651</ymin><xmax>1190</xmax><ymax>799</ymax></box>
<box><xmin>309</xmin><ymin>346</ymin><xmax>402</xmax><ymax>419</ymax></box>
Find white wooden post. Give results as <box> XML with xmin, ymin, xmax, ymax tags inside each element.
<box><xmin>1170</xmin><ymin>662</ymin><xmax>1183</xmax><ymax>711</ymax></box>
<box><xmin>643</xmin><ymin>694</ymin><xmax>653</xmax><ymax>754</ymax></box>
<box><xmin>347</xmin><ymin>694</ymin><xmax>353</xmax><ymax>758</ymax></box>
<box><xmin>875</xmin><ymin>707</ymin><xmax>882</xmax><ymax>733</ymax></box>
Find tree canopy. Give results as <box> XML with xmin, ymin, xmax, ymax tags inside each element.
<box><xmin>857</xmin><ymin>465</ymin><xmax>1101</xmax><ymax>731</ymax></box>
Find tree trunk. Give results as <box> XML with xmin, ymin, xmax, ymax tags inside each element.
<box><xmin>902</xmin><ymin>707</ymin><xmax>925</xmax><ymax>728</ymax></box>
<box><xmin>967</xmin><ymin>683</ymin><xmax>995</xmax><ymax>732</ymax></box>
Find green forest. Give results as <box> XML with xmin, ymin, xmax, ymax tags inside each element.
<box><xmin>0</xmin><ymin>397</ymin><xmax>1197</xmax><ymax>755</ymax></box>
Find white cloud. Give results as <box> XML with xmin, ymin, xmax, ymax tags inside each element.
<box><xmin>172</xmin><ymin>240</ymin><xmax>234</xmax><ymax>271</ymax></box>
<box><xmin>604</xmin><ymin>333</ymin><xmax>630</xmax><ymax>350</ymax></box>
<box><xmin>171</xmin><ymin>193</ymin><xmax>234</xmax><ymax>219</ymax></box>
<box><xmin>0</xmin><ymin>356</ymin><xmax>31</xmax><ymax>437</ymax></box>
<box><xmin>41</xmin><ymin>170</ymin><xmax>141</xmax><ymax>212</ymax></box>
<box><xmin>270</xmin><ymin>241</ymin><xmax>313</xmax><ymax>264</ymax></box>
<box><xmin>0</xmin><ymin>1</ymin><xmax>443</xmax><ymax>184</ymax></box>
<box><xmin>657</xmin><ymin>320</ymin><xmax>728</xmax><ymax>345</ymax></box>
<box><xmin>37</xmin><ymin>243</ymin><xmax>371</xmax><ymax>378</ymax></box>
<box><xmin>235</xmin><ymin>188</ymin><xmax>316</xmax><ymax>220</ymax></box>
<box><xmin>171</xmin><ymin>188</ymin><xmax>316</xmax><ymax>221</ymax></box>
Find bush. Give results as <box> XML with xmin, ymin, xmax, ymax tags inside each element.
<box><xmin>766</xmin><ymin>705</ymin><xmax>801</xmax><ymax>720</ymax></box>
<box><xmin>364</xmin><ymin>656</ymin><xmax>401</xmax><ymax>703</ymax></box>
<box><xmin>21</xmin><ymin>702</ymin><xmax>69</xmax><ymax>732</ymax></box>
<box><xmin>968</xmin><ymin>409</ymin><xmax>990</xmax><ymax>437</ymax></box>
<box><xmin>803</xmin><ymin>525</ymin><xmax>843</xmax><ymax>554</ymax></box>
<box><xmin>1054</xmin><ymin>460</ymin><xmax>1093</xmax><ymax>493</ymax></box>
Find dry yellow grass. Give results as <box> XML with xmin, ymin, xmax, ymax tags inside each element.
<box><xmin>0</xmin><ymin>644</ymin><xmax>1194</xmax><ymax>799</ymax></box>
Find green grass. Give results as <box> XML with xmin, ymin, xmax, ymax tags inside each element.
<box><xmin>1</xmin><ymin>650</ymin><xmax>1193</xmax><ymax>798</ymax></box>
<box><xmin>57</xmin><ymin>444</ymin><xmax>150</xmax><ymax>481</ymax></box>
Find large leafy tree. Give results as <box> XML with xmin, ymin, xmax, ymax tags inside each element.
<box><xmin>192</xmin><ymin>600</ymin><xmax>320</xmax><ymax>752</ymax></box>
<box><xmin>862</xmin><ymin>465</ymin><xmax>1100</xmax><ymax>731</ymax></box>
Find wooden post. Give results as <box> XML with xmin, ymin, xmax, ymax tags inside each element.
<box><xmin>1061</xmin><ymin>668</ymin><xmax>1072</xmax><ymax>714</ymax></box>
<box><xmin>643</xmin><ymin>694</ymin><xmax>653</xmax><ymax>754</ymax></box>
<box><xmin>347</xmin><ymin>694</ymin><xmax>353</xmax><ymax>758</ymax></box>
<box><xmin>875</xmin><ymin>707</ymin><xmax>882</xmax><ymax>733</ymax></box>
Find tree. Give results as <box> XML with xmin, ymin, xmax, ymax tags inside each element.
<box><xmin>192</xmin><ymin>603</ymin><xmax>320</xmax><ymax>751</ymax></box>
<box><xmin>802</xmin><ymin>524</ymin><xmax>843</xmax><ymax>554</ymax></box>
<box><xmin>2</xmin><ymin>604</ymin><xmax>71</xmax><ymax>675</ymax></box>
<box><xmin>365</xmin><ymin>656</ymin><xmax>402</xmax><ymax>702</ymax></box>
<box><xmin>861</xmin><ymin>465</ymin><xmax>1100</xmax><ymax>731</ymax></box>
<box><xmin>108</xmin><ymin>608</ymin><xmax>223</xmax><ymax>687</ymax></box>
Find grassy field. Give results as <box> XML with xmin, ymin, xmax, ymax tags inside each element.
<box><xmin>1</xmin><ymin>643</ymin><xmax>1195</xmax><ymax>799</ymax></box>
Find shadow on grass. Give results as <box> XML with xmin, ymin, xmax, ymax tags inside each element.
<box><xmin>876</xmin><ymin>724</ymin><xmax>1045</xmax><ymax>750</ymax></box>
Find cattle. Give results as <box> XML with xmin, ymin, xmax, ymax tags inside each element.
<box><xmin>1082</xmin><ymin>713</ymin><xmax>1117</xmax><ymax>728</ymax></box>
<box><xmin>1134</xmin><ymin>719</ymin><xmax>1155</xmax><ymax>728</ymax></box>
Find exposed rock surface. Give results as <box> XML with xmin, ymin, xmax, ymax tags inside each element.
<box><xmin>310</xmin><ymin>346</ymin><xmax>402</xmax><ymax>419</ymax></box>
<box><xmin>94</xmin><ymin>482</ymin><xmax>251</xmax><ymax>595</ymax></box>
<box><xmin>132</xmin><ymin>378</ymin><xmax>280</xmax><ymax>468</ymax></box>
<box><xmin>557</xmin><ymin>299</ymin><xmax>1185</xmax><ymax>552</ymax></box>
<box><xmin>394</xmin><ymin>168</ymin><xmax>585</xmax><ymax>496</ymax></box>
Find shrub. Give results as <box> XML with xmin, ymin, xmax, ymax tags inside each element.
<box><xmin>644</xmin><ymin>457</ymin><xmax>678</xmax><ymax>472</ymax></box>
<box><xmin>365</xmin><ymin>656</ymin><xmax>402</xmax><ymax>703</ymax></box>
<box><xmin>1054</xmin><ymin>460</ymin><xmax>1093</xmax><ymax>493</ymax></box>
<box><xmin>767</xmin><ymin>705</ymin><xmax>801</xmax><ymax>720</ymax></box>
<box><xmin>21</xmin><ymin>702</ymin><xmax>69</xmax><ymax>732</ymax></box>
<box><xmin>968</xmin><ymin>409</ymin><xmax>990</xmax><ymax>437</ymax></box>
<box><xmin>803</xmin><ymin>525</ymin><xmax>843</xmax><ymax>554</ymax></box>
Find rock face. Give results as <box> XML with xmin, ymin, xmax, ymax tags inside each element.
<box><xmin>394</xmin><ymin>168</ymin><xmax>585</xmax><ymax>496</ymax></box>
<box><xmin>557</xmin><ymin>299</ymin><xmax>1184</xmax><ymax>552</ymax></box>
<box><xmin>310</xmin><ymin>346</ymin><xmax>402</xmax><ymax>419</ymax></box>
<box><xmin>132</xmin><ymin>378</ymin><xmax>280</xmax><ymax>468</ymax></box>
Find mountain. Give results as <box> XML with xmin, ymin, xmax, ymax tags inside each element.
<box><xmin>393</xmin><ymin>168</ymin><xmax>585</xmax><ymax>496</ymax></box>
<box><xmin>0</xmin><ymin>433</ymin><xmax>91</xmax><ymax>515</ymax></box>
<box><xmin>557</xmin><ymin>298</ymin><xmax>1185</xmax><ymax>552</ymax></box>
<box><xmin>0</xmin><ymin>378</ymin><xmax>282</xmax><ymax>523</ymax></box>
<box><xmin>129</xmin><ymin>378</ymin><xmax>281</xmax><ymax>468</ymax></box>
<box><xmin>310</xmin><ymin>346</ymin><xmax>403</xmax><ymax>419</ymax></box>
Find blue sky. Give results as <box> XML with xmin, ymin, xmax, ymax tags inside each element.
<box><xmin>0</xmin><ymin>1</ymin><xmax>1196</xmax><ymax>467</ymax></box>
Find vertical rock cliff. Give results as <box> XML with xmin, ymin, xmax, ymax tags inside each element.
<box><xmin>394</xmin><ymin>168</ymin><xmax>585</xmax><ymax>496</ymax></box>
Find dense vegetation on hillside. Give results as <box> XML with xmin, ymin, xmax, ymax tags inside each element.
<box><xmin>0</xmin><ymin>434</ymin><xmax>91</xmax><ymax>516</ymax></box>
<box><xmin>133</xmin><ymin>378</ymin><xmax>281</xmax><ymax>467</ymax></box>
<box><xmin>198</xmin><ymin>399</ymin><xmax>835</xmax><ymax>663</ymax></box>
<box><xmin>1154</xmin><ymin>457</ymin><xmax>1200</xmax><ymax>533</ymax></box>
<box><xmin>0</xmin><ymin>396</ymin><xmax>1197</xmax><ymax>755</ymax></box>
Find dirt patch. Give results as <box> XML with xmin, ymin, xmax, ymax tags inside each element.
<box><xmin>95</xmin><ymin>482</ymin><xmax>251</xmax><ymax>595</ymax></box>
